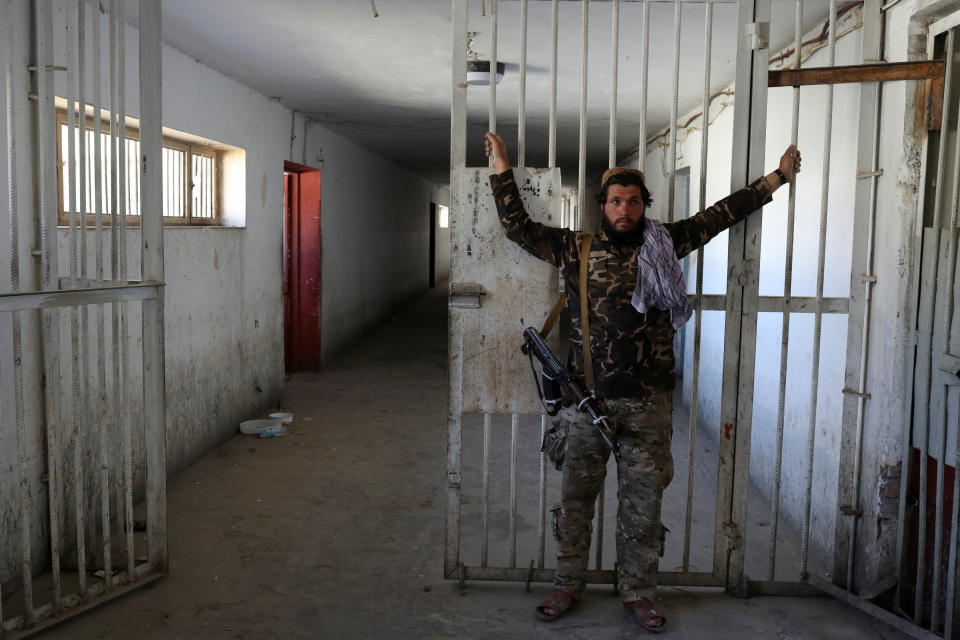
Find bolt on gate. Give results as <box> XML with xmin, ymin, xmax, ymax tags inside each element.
<box><xmin>1</xmin><ymin>1</ymin><xmax>167</xmax><ymax>636</ymax></box>
<box><xmin>446</xmin><ymin>1</ymin><xmax>959</xmax><ymax>638</ymax></box>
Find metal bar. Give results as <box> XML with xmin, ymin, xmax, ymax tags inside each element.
<box><xmin>595</xmin><ymin>478</ymin><xmax>605</xmax><ymax>570</ymax></box>
<box><xmin>800</xmin><ymin>0</ymin><xmax>836</xmax><ymax>580</ymax></box>
<box><xmin>68</xmin><ymin>0</ymin><xmax>89</xmax><ymax>597</ymax></box>
<box><xmin>637</xmin><ymin>0</ymin><xmax>649</xmax><ymax>173</ymax></box>
<box><xmin>140</xmin><ymin>0</ymin><xmax>167</xmax><ymax>575</ymax></box>
<box><xmin>35</xmin><ymin>0</ymin><xmax>62</xmax><ymax>610</ymax></box>
<box><xmin>690</xmin><ymin>294</ymin><xmax>849</xmax><ymax>314</ymax></box>
<box><xmin>834</xmin><ymin>0</ymin><xmax>882</xmax><ymax>593</ymax></box>
<box><xmin>720</xmin><ymin>0</ymin><xmax>770</xmax><ymax>591</ymax></box>
<box><xmin>78</xmin><ymin>0</ymin><xmax>87</xmax><ymax>287</ymax></box>
<box><xmin>807</xmin><ymin>574</ymin><xmax>943</xmax><ymax>640</ymax></box>
<box><xmin>460</xmin><ymin>565</ymin><xmax>724</xmax><ymax>587</ymax></box>
<box><xmin>0</xmin><ymin>283</ymin><xmax>160</xmax><ymax>312</ymax></box>
<box><xmin>768</xmin><ymin>0</ymin><xmax>802</xmax><ymax>583</ymax></box>
<box><xmin>109</xmin><ymin>0</ymin><xmax>118</xmax><ymax>282</ymax></box>
<box><xmin>488</xmin><ymin>0</ymin><xmax>497</xmax><ymax>139</ymax></box>
<box><xmin>444</xmin><ymin>0</ymin><xmax>467</xmax><ymax>580</ymax></box>
<box><xmin>768</xmin><ymin>60</ymin><xmax>945</xmax><ymax>87</ymax></box>
<box><xmin>517</xmin><ymin>0</ymin><xmax>527</xmax><ymax>167</ymax></box>
<box><xmin>607</xmin><ymin>0</ymin><xmax>619</xmax><ymax>168</ymax></box>
<box><xmin>93</xmin><ymin>0</ymin><xmax>113</xmax><ymax>592</ymax></box>
<box><xmin>509</xmin><ymin>413</ymin><xmax>519</xmax><ymax>567</ymax></box>
<box><xmin>481</xmin><ymin>412</ymin><xmax>491</xmax><ymax>567</ymax></box>
<box><xmin>666</xmin><ymin>0</ymin><xmax>681</xmax><ymax>222</ymax></box>
<box><xmin>548</xmin><ymin>0</ymin><xmax>558</xmax><ymax>168</ymax></box>
<box><xmin>538</xmin><ymin>414</ymin><xmax>547</xmax><ymax>568</ymax></box>
<box><xmin>576</xmin><ymin>0</ymin><xmax>588</xmax><ymax>230</ymax></box>
<box><xmin>683</xmin><ymin>0</ymin><xmax>712</xmax><ymax>574</ymax></box>
<box><xmin>6</xmin><ymin>0</ymin><xmax>33</xmax><ymax>622</ymax></box>
<box><xmin>115</xmin><ymin>0</ymin><xmax>136</xmax><ymax>582</ymax></box>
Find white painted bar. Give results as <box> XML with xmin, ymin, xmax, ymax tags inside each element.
<box><xmin>607</xmin><ymin>0</ymin><xmax>619</xmax><ymax>168</ymax></box>
<box><xmin>666</xmin><ymin>0</ymin><xmax>681</xmax><ymax>222</ymax></box>
<box><xmin>683</xmin><ymin>0</ymin><xmax>712</xmax><ymax>574</ymax></box>
<box><xmin>140</xmin><ymin>0</ymin><xmax>168</xmax><ymax>574</ymax></box>
<box><xmin>548</xmin><ymin>0</ymin><xmax>558</xmax><ymax>168</ymax></box>
<box><xmin>517</xmin><ymin>0</ymin><xmax>528</xmax><ymax>167</ymax></box>
<box><xmin>637</xmin><ymin>0</ymin><xmax>650</xmax><ymax>173</ymax></box>
<box><xmin>576</xmin><ymin>0</ymin><xmax>589</xmax><ymax>229</ymax></box>
<box><xmin>509</xmin><ymin>413</ymin><xmax>519</xmax><ymax>567</ymax></box>
<box><xmin>768</xmin><ymin>0</ymin><xmax>803</xmax><ymax>582</ymax></box>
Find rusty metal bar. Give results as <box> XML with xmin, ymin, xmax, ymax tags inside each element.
<box><xmin>769</xmin><ymin>60</ymin><xmax>944</xmax><ymax>87</ymax></box>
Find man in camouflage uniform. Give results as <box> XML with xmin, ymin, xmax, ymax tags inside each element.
<box><xmin>484</xmin><ymin>132</ymin><xmax>801</xmax><ymax>631</ymax></box>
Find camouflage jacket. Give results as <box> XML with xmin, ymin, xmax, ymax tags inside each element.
<box><xmin>489</xmin><ymin>169</ymin><xmax>773</xmax><ymax>399</ymax></box>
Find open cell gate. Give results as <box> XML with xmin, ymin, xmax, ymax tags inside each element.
<box><xmin>446</xmin><ymin>1</ymin><xmax>959</xmax><ymax>638</ymax></box>
<box><xmin>1</xmin><ymin>1</ymin><xmax>166</xmax><ymax>636</ymax></box>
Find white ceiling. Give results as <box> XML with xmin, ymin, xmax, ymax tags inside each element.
<box><xmin>153</xmin><ymin>0</ymin><xmax>833</xmax><ymax>184</ymax></box>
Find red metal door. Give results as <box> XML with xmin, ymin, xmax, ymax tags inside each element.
<box><xmin>283</xmin><ymin>163</ymin><xmax>322</xmax><ymax>371</ymax></box>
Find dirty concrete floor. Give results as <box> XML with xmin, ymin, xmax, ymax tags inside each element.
<box><xmin>47</xmin><ymin>286</ymin><xmax>908</xmax><ymax>640</ymax></box>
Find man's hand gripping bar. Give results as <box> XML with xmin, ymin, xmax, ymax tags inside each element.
<box><xmin>521</xmin><ymin>327</ymin><xmax>621</xmax><ymax>460</ymax></box>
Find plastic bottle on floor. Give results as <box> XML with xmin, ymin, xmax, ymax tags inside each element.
<box><xmin>257</xmin><ymin>425</ymin><xmax>288</xmax><ymax>438</ymax></box>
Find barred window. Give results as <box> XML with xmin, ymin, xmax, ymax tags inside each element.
<box><xmin>57</xmin><ymin>111</ymin><xmax>220</xmax><ymax>225</ymax></box>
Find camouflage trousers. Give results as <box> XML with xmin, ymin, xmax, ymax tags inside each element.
<box><xmin>549</xmin><ymin>392</ymin><xmax>674</xmax><ymax>603</ymax></box>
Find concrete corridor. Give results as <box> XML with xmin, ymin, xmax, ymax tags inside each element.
<box><xmin>48</xmin><ymin>286</ymin><xmax>908</xmax><ymax>640</ymax></box>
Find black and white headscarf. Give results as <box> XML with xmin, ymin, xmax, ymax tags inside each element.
<box><xmin>631</xmin><ymin>219</ymin><xmax>692</xmax><ymax>329</ymax></box>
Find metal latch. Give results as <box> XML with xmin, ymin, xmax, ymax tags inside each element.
<box><xmin>746</xmin><ymin>22</ymin><xmax>769</xmax><ymax>50</ymax></box>
<box><xmin>449</xmin><ymin>282</ymin><xmax>484</xmax><ymax>309</ymax></box>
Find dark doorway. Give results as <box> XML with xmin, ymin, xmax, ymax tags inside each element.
<box><xmin>429</xmin><ymin>202</ymin><xmax>437</xmax><ymax>288</ymax></box>
<box><xmin>283</xmin><ymin>162</ymin><xmax>322</xmax><ymax>372</ymax></box>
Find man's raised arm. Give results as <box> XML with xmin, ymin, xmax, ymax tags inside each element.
<box><xmin>486</xmin><ymin>132</ymin><xmax>574</xmax><ymax>268</ymax></box>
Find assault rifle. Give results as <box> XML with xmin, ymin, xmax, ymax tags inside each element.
<box><xmin>521</xmin><ymin>327</ymin><xmax>621</xmax><ymax>460</ymax></box>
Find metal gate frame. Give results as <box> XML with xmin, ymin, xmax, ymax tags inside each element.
<box><xmin>0</xmin><ymin>1</ymin><xmax>166</xmax><ymax>635</ymax></box>
<box><xmin>445</xmin><ymin>1</ymin><xmax>952</xmax><ymax>638</ymax></box>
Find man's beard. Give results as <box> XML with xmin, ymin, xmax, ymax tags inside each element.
<box><xmin>601</xmin><ymin>216</ymin><xmax>645</xmax><ymax>245</ymax></box>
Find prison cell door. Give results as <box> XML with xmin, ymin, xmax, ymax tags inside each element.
<box><xmin>444</xmin><ymin>0</ymin><xmax>762</xmax><ymax>593</ymax></box>
<box><xmin>0</xmin><ymin>2</ymin><xmax>167</xmax><ymax>635</ymax></box>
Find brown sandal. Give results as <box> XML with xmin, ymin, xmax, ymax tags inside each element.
<box><xmin>535</xmin><ymin>588</ymin><xmax>582</xmax><ymax>621</ymax></box>
<box><xmin>624</xmin><ymin>598</ymin><xmax>667</xmax><ymax>633</ymax></box>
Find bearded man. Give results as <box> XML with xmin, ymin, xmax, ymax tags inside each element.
<box><xmin>484</xmin><ymin>131</ymin><xmax>801</xmax><ymax>632</ymax></box>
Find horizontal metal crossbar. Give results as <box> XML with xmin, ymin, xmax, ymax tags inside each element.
<box><xmin>769</xmin><ymin>60</ymin><xmax>945</xmax><ymax>87</ymax></box>
<box><xmin>455</xmin><ymin>565</ymin><xmax>726</xmax><ymax>587</ymax></box>
<box><xmin>2</xmin><ymin>563</ymin><xmax>161</xmax><ymax>637</ymax></box>
<box><xmin>691</xmin><ymin>294</ymin><xmax>850</xmax><ymax>314</ymax></box>
<box><xmin>0</xmin><ymin>282</ymin><xmax>161</xmax><ymax>312</ymax></box>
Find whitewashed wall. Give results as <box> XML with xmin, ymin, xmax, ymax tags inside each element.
<box><xmin>0</xmin><ymin>0</ymin><xmax>443</xmax><ymax>592</ymax></box>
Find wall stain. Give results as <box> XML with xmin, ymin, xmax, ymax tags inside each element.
<box><xmin>261</xmin><ymin>173</ymin><xmax>269</xmax><ymax>209</ymax></box>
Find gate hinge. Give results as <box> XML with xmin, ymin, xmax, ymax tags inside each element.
<box><xmin>840</xmin><ymin>505</ymin><xmax>863</xmax><ymax>517</ymax></box>
<box><xmin>861</xmin><ymin>273</ymin><xmax>877</xmax><ymax>283</ymax></box>
<box><xmin>746</xmin><ymin>22</ymin><xmax>769</xmax><ymax>50</ymax></box>
<box><xmin>842</xmin><ymin>387</ymin><xmax>871</xmax><ymax>400</ymax></box>
<box><xmin>723</xmin><ymin>521</ymin><xmax>743</xmax><ymax>550</ymax></box>
<box><xmin>857</xmin><ymin>170</ymin><xmax>884</xmax><ymax>180</ymax></box>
